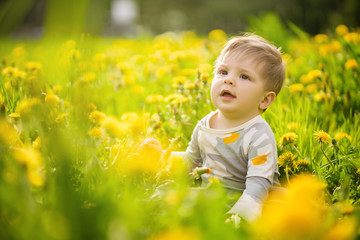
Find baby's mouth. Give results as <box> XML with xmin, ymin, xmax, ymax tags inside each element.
<box><xmin>220</xmin><ymin>90</ymin><xmax>236</xmax><ymax>98</ymax></box>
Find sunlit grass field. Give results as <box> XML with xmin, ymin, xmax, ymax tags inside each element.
<box><xmin>1</xmin><ymin>16</ymin><xmax>360</xmax><ymax>239</ymax></box>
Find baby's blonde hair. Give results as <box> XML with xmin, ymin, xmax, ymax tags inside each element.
<box><xmin>215</xmin><ymin>34</ymin><xmax>285</xmax><ymax>95</ymax></box>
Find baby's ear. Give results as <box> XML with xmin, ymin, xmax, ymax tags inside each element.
<box><xmin>259</xmin><ymin>91</ymin><xmax>276</xmax><ymax>110</ymax></box>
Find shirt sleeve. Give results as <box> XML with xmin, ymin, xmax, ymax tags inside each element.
<box><xmin>227</xmin><ymin>126</ymin><xmax>278</xmax><ymax>221</ymax></box>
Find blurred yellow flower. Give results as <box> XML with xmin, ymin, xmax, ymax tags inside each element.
<box><xmin>306</xmin><ymin>83</ymin><xmax>318</xmax><ymax>93</ymax></box>
<box><xmin>146</xmin><ymin>94</ymin><xmax>164</xmax><ymax>103</ymax></box>
<box><xmin>307</xmin><ymin>69</ymin><xmax>322</xmax><ymax>81</ymax></box>
<box><xmin>323</xmin><ymin>217</ymin><xmax>357</xmax><ymax>240</ymax></box>
<box><xmin>200</xmin><ymin>73</ymin><xmax>209</xmax><ymax>82</ymax></box>
<box><xmin>335</xmin><ymin>24</ymin><xmax>349</xmax><ymax>36</ymax></box>
<box><xmin>256</xmin><ymin>175</ymin><xmax>327</xmax><ymax>239</ymax></box>
<box><xmin>286</xmin><ymin>122</ymin><xmax>298</xmax><ymax>131</ymax></box>
<box><xmin>345</xmin><ymin>59</ymin><xmax>358</xmax><ymax>70</ymax></box>
<box><xmin>314</xmin><ymin>91</ymin><xmax>328</xmax><ymax>102</ymax></box>
<box><xmin>172</xmin><ymin>76</ymin><xmax>187</xmax><ymax>88</ymax></box>
<box><xmin>45</xmin><ymin>94</ymin><xmax>60</xmax><ymax>106</ymax></box>
<box><xmin>116</xmin><ymin>62</ymin><xmax>131</xmax><ymax>73</ymax></box>
<box><xmin>334</xmin><ymin>132</ymin><xmax>351</xmax><ymax>142</ymax></box>
<box><xmin>314</xmin><ymin>130</ymin><xmax>332</xmax><ymax>144</ymax></box>
<box><xmin>0</xmin><ymin>119</ymin><xmax>21</xmax><ymax>147</ymax></box>
<box><xmin>13</xmin><ymin>146</ymin><xmax>43</xmax><ymax>169</ymax></box>
<box><xmin>55</xmin><ymin>113</ymin><xmax>69</xmax><ymax>123</ymax></box>
<box><xmin>279</xmin><ymin>132</ymin><xmax>298</xmax><ymax>148</ymax></box>
<box><xmin>165</xmin><ymin>93</ymin><xmax>189</xmax><ymax>105</ymax></box>
<box><xmin>26</xmin><ymin>169</ymin><xmax>45</xmax><ymax>187</ymax></box>
<box><xmin>69</xmin><ymin>49</ymin><xmax>82</xmax><ymax>59</ymax></box>
<box><xmin>25</xmin><ymin>62</ymin><xmax>42</xmax><ymax>72</ymax></box>
<box><xmin>16</xmin><ymin>98</ymin><xmax>41</xmax><ymax>117</ymax></box>
<box><xmin>208</xmin><ymin>29</ymin><xmax>227</xmax><ymax>41</ymax></box>
<box><xmin>101</xmin><ymin>117</ymin><xmax>131</xmax><ymax>139</ymax></box>
<box><xmin>1</xmin><ymin>67</ymin><xmax>17</xmax><ymax>77</ymax></box>
<box><xmin>289</xmin><ymin>83</ymin><xmax>304</xmax><ymax>93</ymax></box>
<box><xmin>89</xmin><ymin>110</ymin><xmax>106</xmax><ymax>124</ymax></box>
<box><xmin>124</xmin><ymin>74</ymin><xmax>136</xmax><ymax>84</ymax></box>
<box><xmin>344</xmin><ymin>32</ymin><xmax>359</xmax><ymax>44</ymax></box>
<box><xmin>149</xmin><ymin>226</ymin><xmax>202</xmax><ymax>240</ymax></box>
<box><xmin>8</xmin><ymin>113</ymin><xmax>20</xmax><ymax>118</ymax></box>
<box><xmin>88</xmin><ymin>126</ymin><xmax>103</xmax><ymax>138</ymax></box>
<box><xmin>184</xmin><ymin>81</ymin><xmax>196</xmax><ymax>89</ymax></box>
<box><xmin>314</xmin><ymin>34</ymin><xmax>329</xmax><ymax>43</ymax></box>
<box><xmin>80</xmin><ymin>72</ymin><xmax>96</xmax><ymax>83</ymax></box>
<box><xmin>330</xmin><ymin>41</ymin><xmax>342</xmax><ymax>52</ymax></box>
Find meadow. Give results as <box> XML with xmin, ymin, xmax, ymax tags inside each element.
<box><xmin>0</xmin><ymin>16</ymin><xmax>360</xmax><ymax>239</ymax></box>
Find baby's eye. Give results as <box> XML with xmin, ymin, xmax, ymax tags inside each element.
<box><xmin>219</xmin><ymin>70</ymin><xmax>228</xmax><ymax>75</ymax></box>
<box><xmin>240</xmin><ymin>74</ymin><xmax>249</xmax><ymax>80</ymax></box>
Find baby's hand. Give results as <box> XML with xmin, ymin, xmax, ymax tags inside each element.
<box><xmin>138</xmin><ymin>138</ymin><xmax>163</xmax><ymax>161</ymax></box>
<box><xmin>225</xmin><ymin>214</ymin><xmax>241</xmax><ymax>229</ymax></box>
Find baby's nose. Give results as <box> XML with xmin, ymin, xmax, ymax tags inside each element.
<box><xmin>224</xmin><ymin>79</ymin><xmax>234</xmax><ymax>85</ymax></box>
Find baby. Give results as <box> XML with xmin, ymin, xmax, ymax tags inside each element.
<box><xmin>141</xmin><ymin>34</ymin><xmax>285</xmax><ymax>222</ymax></box>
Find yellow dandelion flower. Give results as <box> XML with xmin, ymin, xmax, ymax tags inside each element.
<box><xmin>14</xmin><ymin>70</ymin><xmax>26</xmax><ymax>79</ymax></box>
<box><xmin>286</xmin><ymin>122</ymin><xmax>298</xmax><ymax>131</ymax></box>
<box><xmin>208</xmin><ymin>29</ymin><xmax>227</xmax><ymax>41</ymax></box>
<box><xmin>306</xmin><ymin>83</ymin><xmax>318</xmax><ymax>93</ymax></box>
<box><xmin>1</xmin><ymin>67</ymin><xmax>17</xmax><ymax>77</ymax></box>
<box><xmin>8</xmin><ymin>113</ymin><xmax>20</xmax><ymax>118</ymax></box>
<box><xmin>356</xmin><ymin>168</ymin><xmax>360</xmax><ymax>175</ymax></box>
<box><xmin>319</xmin><ymin>44</ymin><xmax>330</xmax><ymax>56</ymax></box>
<box><xmin>145</xmin><ymin>94</ymin><xmax>164</xmax><ymax>103</ymax></box>
<box><xmin>330</xmin><ymin>41</ymin><xmax>342</xmax><ymax>52</ymax></box>
<box><xmin>26</xmin><ymin>168</ymin><xmax>45</xmax><ymax>187</ymax></box>
<box><xmin>87</xmin><ymin>103</ymin><xmax>97</xmax><ymax>112</ymax></box>
<box><xmin>307</xmin><ymin>69</ymin><xmax>322</xmax><ymax>81</ymax></box>
<box><xmin>184</xmin><ymin>81</ymin><xmax>196</xmax><ymax>89</ymax></box>
<box><xmin>278</xmin><ymin>152</ymin><xmax>297</xmax><ymax>168</ymax></box>
<box><xmin>172</xmin><ymin>76</ymin><xmax>187</xmax><ymax>88</ymax></box>
<box><xmin>336</xmin><ymin>24</ymin><xmax>349</xmax><ymax>36</ymax></box>
<box><xmin>344</xmin><ymin>32</ymin><xmax>359</xmax><ymax>44</ymax></box>
<box><xmin>101</xmin><ymin>117</ymin><xmax>131</xmax><ymax>139</ymax></box>
<box><xmin>314</xmin><ymin>130</ymin><xmax>332</xmax><ymax>144</ymax></box>
<box><xmin>297</xmin><ymin>159</ymin><xmax>311</xmax><ymax>167</ymax></box>
<box><xmin>16</xmin><ymin>98</ymin><xmax>41</xmax><ymax>117</ymax></box>
<box><xmin>89</xmin><ymin>110</ymin><xmax>106</xmax><ymax>124</ymax></box>
<box><xmin>25</xmin><ymin>62</ymin><xmax>42</xmax><ymax>72</ymax></box>
<box><xmin>13</xmin><ymin>146</ymin><xmax>43</xmax><ymax>169</ymax></box>
<box><xmin>0</xmin><ymin>119</ymin><xmax>21</xmax><ymax>147</ymax></box>
<box><xmin>279</xmin><ymin>132</ymin><xmax>298</xmax><ymax>148</ymax></box>
<box><xmin>334</xmin><ymin>132</ymin><xmax>351</xmax><ymax>142</ymax></box>
<box><xmin>116</xmin><ymin>62</ymin><xmax>131</xmax><ymax>73</ymax></box>
<box><xmin>289</xmin><ymin>83</ymin><xmax>304</xmax><ymax>93</ymax></box>
<box><xmin>314</xmin><ymin>34</ymin><xmax>329</xmax><ymax>43</ymax></box>
<box><xmin>124</xmin><ymin>74</ymin><xmax>136</xmax><ymax>84</ymax></box>
<box><xmin>88</xmin><ymin>126</ymin><xmax>103</xmax><ymax>138</ymax></box>
<box><xmin>314</xmin><ymin>91</ymin><xmax>328</xmax><ymax>102</ymax></box>
<box><xmin>80</xmin><ymin>72</ymin><xmax>96</xmax><ymax>83</ymax></box>
<box><xmin>45</xmin><ymin>94</ymin><xmax>60</xmax><ymax>106</ymax></box>
<box><xmin>323</xmin><ymin>217</ymin><xmax>357</xmax><ymax>240</ymax></box>
<box><xmin>55</xmin><ymin>113</ymin><xmax>69</xmax><ymax>123</ymax></box>
<box><xmin>300</xmin><ymin>74</ymin><xmax>311</xmax><ymax>84</ymax></box>
<box><xmin>165</xmin><ymin>93</ymin><xmax>189</xmax><ymax>105</ymax></box>
<box><xmin>181</xmin><ymin>68</ymin><xmax>196</xmax><ymax>76</ymax></box>
<box><xmin>345</xmin><ymin>59</ymin><xmax>358</xmax><ymax>70</ymax></box>
<box><xmin>200</xmin><ymin>73</ymin><xmax>210</xmax><ymax>82</ymax></box>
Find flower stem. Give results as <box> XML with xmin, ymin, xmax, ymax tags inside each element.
<box><xmin>285</xmin><ymin>164</ymin><xmax>290</xmax><ymax>184</ymax></box>
<box><xmin>320</xmin><ymin>143</ymin><xmax>334</xmax><ymax>169</ymax></box>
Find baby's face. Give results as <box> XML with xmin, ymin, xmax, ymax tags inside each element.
<box><xmin>211</xmin><ymin>52</ymin><xmax>268</xmax><ymax>118</ymax></box>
